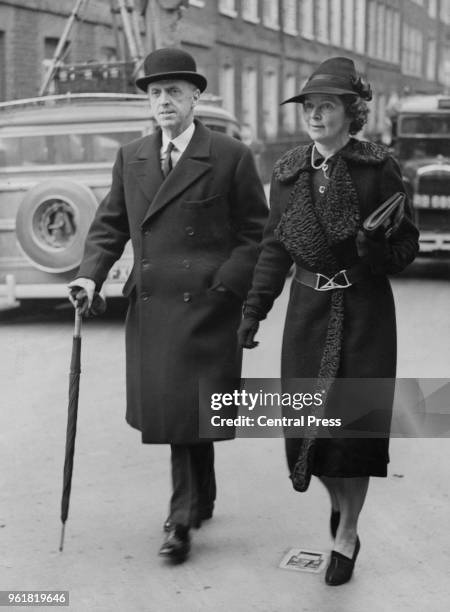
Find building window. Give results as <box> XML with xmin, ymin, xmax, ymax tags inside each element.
<box><xmin>242</xmin><ymin>67</ymin><xmax>258</xmax><ymax>138</ymax></box>
<box><xmin>438</xmin><ymin>47</ymin><xmax>450</xmax><ymax>86</ymax></box>
<box><xmin>0</xmin><ymin>32</ymin><xmax>5</xmax><ymax>101</ymax></box>
<box><xmin>300</xmin><ymin>0</ymin><xmax>314</xmax><ymax>39</ymax></box>
<box><xmin>283</xmin><ymin>73</ymin><xmax>297</xmax><ymax>133</ymax></box>
<box><xmin>384</xmin><ymin>8</ymin><xmax>393</xmax><ymax>62</ymax></box>
<box><xmin>330</xmin><ymin>0</ymin><xmax>342</xmax><ymax>47</ymax></box>
<box><xmin>219</xmin><ymin>64</ymin><xmax>235</xmax><ymax>114</ymax></box>
<box><xmin>342</xmin><ymin>0</ymin><xmax>354</xmax><ymax>50</ymax></box>
<box><xmin>440</xmin><ymin>0</ymin><xmax>450</xmax><ymax>23</ymax></box>
<box><xmin>282</xmin><ymin>0</ymin><xmax>298</xmax><ymax>35</ymax></box>
<box><xmin>219</xmin><ymin>0</ymin><xmax>237</xmax><ymax>17</ymax></box>
<box><xmin>43</xmin><ymin>37</ymin><xmax>71</xmax><ymax>94</ymax></box>
<box><xmin>242</xmin><ymin>0</ymin><xmax>259</xmax><ymax>22</ymax></box>
<box><xmin>316</xmin><ymin>0</ymin><xmax>329</xmax><ymax>43</ymax></box>
<box><xmin>263</xmin><ymin>0</ymin><xmax>280</xmax><ymax>29</ymax></box>
<box><xmin>263</xmin><ymin>69</ymin><xmax>278</xmax><ymax>138</ymax></box>
<box><xmin>189</xmin><ymin>0</ymin><xmax>205</xmax><ymax>7</ymax></box>
<box><xmin>44</xmin><ymin>36</ymin><xmax>71</xmax><ymax>63</ymax></box>
<box><xmin>376</xmin><ymin>3</ymin><xmax>385</xmax><ymax>60</ymax></box>
<box><xmin>428</xmin><ymin>0</ymin><xmax>437</xmax><ymax>18</ymax></box>
<box><xmin>100</xmin><ymin>46</ymin><xmax>118</xmax><ymax>62</ymax></box>
<box><xmin>392</xmin><ymin>10</ymin><xmax>400</xmax><ymax>63</ymax></box>
<box><xmin>402</xmin><ymin>24</ymin><xmax>423</xmax><ymax>77</ymax></box>
<box><xmin>427</xmin><ymin>39</ymin><xmax>437</xmax><ymax>81</ymax></box>
<box><xmin>414</xmin><ymin>29</ymin><xmax>423</xmax><ymax>76</ymax></box>
<box><xmin>354</xmin><ymin>0</ymin><xmax>366</xmax><ymax>54</ymax></box>
<box><xmin>367</xmin><ymin>0</ymin><xmax>376</xmax><ymax>57</ymax></box>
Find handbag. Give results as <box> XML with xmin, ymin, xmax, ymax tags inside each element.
<box><xmin>363</xmin><ymin>192</ymin><xmax>406</xmax><ymax>239</ymax></box>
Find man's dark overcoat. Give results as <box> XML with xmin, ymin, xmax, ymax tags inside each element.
<box><xmin>77</xmin><ymin>120</ymin><xmax>268</xmax><ymax>443</ymax></box>
<box><xmin>244</xmin><ymin>139</ymin><xmax>420</xmax><ymax>477</ymax></box>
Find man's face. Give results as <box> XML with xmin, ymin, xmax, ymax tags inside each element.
<box><xmin>147</xmin><ymin>79</ymin><xmax>199</xmax><ymax>137</ymax></box>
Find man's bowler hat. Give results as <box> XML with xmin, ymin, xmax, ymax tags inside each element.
<box><xmin>281</xmin><ymin>56</ymin><xmax>372</xmax><ymax>104</ymax></box>
<box><xmin>136</xmin><ymin>48</ymin><xmax>207</xmax><ymax>93</ymax></box>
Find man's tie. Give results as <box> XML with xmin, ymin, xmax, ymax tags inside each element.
<box><xmin>162</xmin><ymin>141</ymin><xmax>175</xmax><ymax>178</ymax></box>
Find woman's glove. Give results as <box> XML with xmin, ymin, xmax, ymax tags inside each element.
<box><xmin>356</xmin><ymin>229</ymin><xmax>389</xmax><ymax>267</ymax></box>
<box><xmin>237</xmin><ymin>317</ymin><xmax>260</xmax><ymax>349</ymax></box>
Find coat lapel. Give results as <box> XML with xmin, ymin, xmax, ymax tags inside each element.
<box><xmin>141</xmin><ymin>120</ymin><xmax>212</xmax><ymax>226</ymax></box>
<box><xmin>128</xmin><ymin>132</ymin><xmax>164</xmax><ymax>212</ymax></box>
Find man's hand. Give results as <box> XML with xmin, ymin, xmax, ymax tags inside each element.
<box><xmin>67</xmin><ymin>278</ymin><xmax>96</xmax><ymax>315</ymax></box>
<box><xmin>237</xmin><ymin>317</ymin><xmax>260</xmax><ymax>349</ymax></box>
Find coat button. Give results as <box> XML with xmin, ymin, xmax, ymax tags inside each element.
<box><xmin>182</xmin><ymin>259</ymin><xmax>191</xmax><ymax>269</ymax></box>
<box><xmin>141</xmin><ymin>292</ymin><xmax>150</xmax><ymax>302</ymax></box>
<box><xmin>183</xmin><ymin>292</ymin><xmax>191</xmax><ymax>302</ymax></box>
<box><xmin>186</xmin><ymin>226</ymin><xmax>195</xmax><ymax>236</ymax></box>
<box><xmin>142</xmin><ymin>259</ymin><xmax>150</xmax><ymax>268</ymax></box>
<box><xmin>143</xmin><ymin>228</ymin><xmax>151</xmax><ymax>235</ymax></box>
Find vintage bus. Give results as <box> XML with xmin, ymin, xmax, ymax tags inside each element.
<box><xmin>390</xmin><ymin>94</ymin><xmax>450</xmax><ymax>256</ymax></box>
<box><xmin>0</xmin><ymin>93</ymin><xmax>240</xmax><ymax>309</ymax></box>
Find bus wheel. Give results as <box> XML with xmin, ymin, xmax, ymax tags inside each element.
<box><xmin>15</xmin><ymin>180</ymin><xmax>98</xmax><ymax>273</ymax></box>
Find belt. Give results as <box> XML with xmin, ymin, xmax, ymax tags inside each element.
<box><xmin>294</xmin><ymin>263</ymin><xmax>368</xmax><ymax>291</ymax></box>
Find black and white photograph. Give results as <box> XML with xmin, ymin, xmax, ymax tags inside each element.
<box><xmin>1</xmin><ymin>1</ymin><xmax>450</xmax><ymax>611</ymax></box>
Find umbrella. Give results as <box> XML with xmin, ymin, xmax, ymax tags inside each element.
<box><xmin>59</xmin><ymin>292</ymin><xmax>105</xmax><ymax>552</ymax></box>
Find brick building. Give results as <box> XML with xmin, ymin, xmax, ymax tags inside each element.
<box><xmin>0</xmin><ymin>0</ymin><xmax>449</xmax><ymax>173</ymax></box>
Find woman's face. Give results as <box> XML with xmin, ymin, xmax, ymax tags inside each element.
<box><xmin>302</xmin><ymin>94</ymin><xmax>351</xmax><ymax>147</ymax></box>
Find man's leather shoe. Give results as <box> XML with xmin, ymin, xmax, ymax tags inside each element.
<box><xmin>163</xmin><ymin>507</ymin><xmax>213</xmax><ymax>532</ymax></box>
<box><xmin>159</xmin><ymin>525</ymin><xmax>190</xmax><ymax>562</ymax></box>
<box><xmin>325</xmin><ymin>536</ymin><xmax>360</xmax><ymax>586</ymax></box>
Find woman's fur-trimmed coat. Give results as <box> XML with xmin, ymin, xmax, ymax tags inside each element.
<box><xmin>245</xmin><ymin>138</ymin><xmax>419</xmax><ymax>477</ymax></box>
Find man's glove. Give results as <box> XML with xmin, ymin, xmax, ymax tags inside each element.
<box><xmin>67</xmin><ymin>278</ymin><xmax>96</xmax><ymax>316</ymax></box>
<box><xmin>237</xmin><ymin>317</ymin><xmax>260</xmax><ymax>349</ymax></box>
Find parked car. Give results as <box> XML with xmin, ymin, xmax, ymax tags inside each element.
<box><xmin>0</xmin><ymin>93</ymin><xmax>240</xmax><ymax>309</ymax></box>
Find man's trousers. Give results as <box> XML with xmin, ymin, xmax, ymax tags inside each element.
<box><xmin>169</xmin><ymin>442</ymin><xmax>216</xmax><ymax>528</ymax></box>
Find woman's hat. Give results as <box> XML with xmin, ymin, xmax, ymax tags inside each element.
<box><xmin>281</xmin><ymin>56</ymin><xmax>372</xmax><ymax>104</ymax></box>
<box><xmin>136</xmin><ymin>48</ymin><xmax>207</xmax><ymax>93</ymax></box>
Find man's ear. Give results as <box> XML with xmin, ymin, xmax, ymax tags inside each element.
<box><xmin>192</xmin><ymin>88</ymin><xmax>201</xmax><ymax>105</ymax></box>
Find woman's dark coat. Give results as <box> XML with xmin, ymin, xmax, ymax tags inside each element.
<box><xmin>77</xmin><ymin>120</ymin><xmax>268</xmax><ymax>443</ymax></box>
<box><xmin>245</xmin><ymin>138</ymin><xmax>419</xmax><ymax>477</ymax></box>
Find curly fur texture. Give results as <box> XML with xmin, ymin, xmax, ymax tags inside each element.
<box><xmin>273</xmin><ymin>138</ymin><xmax>390</xmax><ymax>184</ymax></box>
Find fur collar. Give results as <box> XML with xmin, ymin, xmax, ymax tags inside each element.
<box><xmin>274</xmin><ymin>138</ymin><xmax>390</xmax><ymax>183</ymax></box>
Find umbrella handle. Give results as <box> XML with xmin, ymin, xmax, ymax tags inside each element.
<box><xmin>74</xmin><ymin>307</ymin><xmax>82</xmax><ymax>338</ymax></box>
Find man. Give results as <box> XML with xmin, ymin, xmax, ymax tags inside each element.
<box><xmin>68</xmin><ymin>48</ymin><xmax>268</xmax><ymax>563</ymax></box>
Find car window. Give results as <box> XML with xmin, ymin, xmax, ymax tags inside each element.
<box><xmin>0</xmin><ymin>130</ymin><xmax>142</xmax><ymax>167</ymax></box>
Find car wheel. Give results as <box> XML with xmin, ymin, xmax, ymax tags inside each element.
<box><xmin>15</xmin><ymin>179</ymin><xmax>98</xmax><ymax>273</ymax></box>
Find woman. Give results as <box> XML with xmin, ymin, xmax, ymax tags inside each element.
<box><xmin>238</xmin><ymin>57</ymin><xmax>419</xmax><ymax>585</ymax></box>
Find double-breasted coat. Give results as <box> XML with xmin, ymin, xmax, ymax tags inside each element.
<box><xmin>77</xmin><ymin>120</ymin><xmax>268</xmax><ymax>443</ymax></box>
<box><xmin>244</xmin><ymin>139</ymin><xmax>420</xmax><ymax>477</ymax></box>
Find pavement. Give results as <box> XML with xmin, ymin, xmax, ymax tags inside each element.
<box><xmin>1</xmin><ymin>278</ymin><xmax>449</xmax><ymax>612</ymax></box>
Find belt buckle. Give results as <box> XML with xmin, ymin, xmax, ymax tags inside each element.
<box><xmin>315</xmin><ymin>269</ymin><xmax>351</xmax><ymax>291</ymax></box>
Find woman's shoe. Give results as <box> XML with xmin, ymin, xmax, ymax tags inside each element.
<box><xmin>325</xmin><ymin>536</ymin><xmax>360</xmax><ymax>586</ymax></box>
<box><xmin>330</xmin><ymin>510</ymin><xmax>340</xmax><ymax>539</ymax></box>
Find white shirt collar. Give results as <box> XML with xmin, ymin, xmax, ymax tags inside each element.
<box><xmin>161</xmin><ymin>122</ymin><xmax>195</xmax><ymax>154</ymax></box>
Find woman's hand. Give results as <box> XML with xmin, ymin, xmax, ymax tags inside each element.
<box><xmin>237</xmin><ymin>317</ymin><xmax>260</xmax><ymax>349</ymax></box>
<box><xmin>356</xmin><ymin>229</ymin><xmax>388</xmax><ymax>263</ymax></box>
